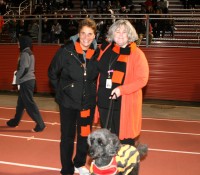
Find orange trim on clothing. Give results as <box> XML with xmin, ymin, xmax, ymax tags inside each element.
<box><xmin>80</xmin><ymin>109</ymin><xmax>90</xmax><ymax>118</ymax></box>
<box><xmin>81</xmin><ymin>125</ymin><xmax>91</xmax><ymax>137</ymax></box>
<box><xmin>75</xmin><ymin>42</ymin><xmax>83</xmax><ymax>54</ymax></box>
<box><xmin>112</xmin><ymin>70</ymin><xmax>124</xmax><ymax>84</ymax></box>
<box><xmin>117</xmin><ymin>55</ymin><xmax>128</xmax><ymax>63</ymax></box>
<box><xmin>112</xmin><ymin>44</ymin><xmax>120</xmax><ymax>54</ymax></box>
<box><xmin>86</xmin><ymin>49</ymin><xmax>95</xmax><ymax>59</ymax></box>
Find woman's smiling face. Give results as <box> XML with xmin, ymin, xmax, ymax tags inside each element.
<box><xmin>113</xmin><ymin>25</ymin><xmax>129</xmax><ymax>48</ymax></box>
<box><xmin>78</xmin><ymin>26</ymin><xmax>95</xmax><ymax>50</ymax></box>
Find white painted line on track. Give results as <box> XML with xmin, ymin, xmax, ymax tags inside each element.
<box><xmin>0</xmin><ymin>134</ymin><xmax>60</xmax><ymax>142</ymax></box>
<box><xmin>149</xmin><ymin>148</ymin><xmax>200</xmax><ymax>155</ymax></box>
<box><xmin>0</xmin><ymin>161</ymin><xmax>60</xmax><ymax>171</ymax></box>
<box><xmin>143</xmin><ymin>117</ymin><xmax>200</xmax><ymax>123</ymax></box>
<box><xmin>0</xmin><ymin>106</ymin><xmax>59</xmax><ymax>113</ymax></box>
<box><xmin>142</xmin><ymin>129</ymin><xmax>200</xmax><ymax>136</ymax></box>
<box><xmin>1</xmin><ymin>106</ymin><xmax>199</xmax><ymax>123</ymax></box>
<box><xmin>0</xmin><ymin>133</ymin><xmax>200</xmax><ymax>155</ymax></box>
<box><xmin>0</xmin><ymin>160</ymin><xmax>79</xmax><ymax>173</ymax></box>
<box><xmin>0</xmin><ymin>118</ymin><xmax>60</xmax><ymax>125</ymax></box>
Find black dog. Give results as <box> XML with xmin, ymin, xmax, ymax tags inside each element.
<box><xmin>87</xmin><ymin>128</ymin><xmax>148</xmax><ymax>175</ymax></box>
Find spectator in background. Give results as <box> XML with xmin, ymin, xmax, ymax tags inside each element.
<box><xmin>144</xmin><ymin>0</ymin><xmax>155</xmax><ymax>13</ymax></box>
<box><xmin>42</xmin><ymin>16</ymin><xmax>52</xmax><ymax>43</ymax></box>
<box><xmin>0</xmin><ymin>14</ymin><xmax>4</xmax><ymax>34</ymax></box>
<box><xmin>8</xmin><ymin>16</ymin><xmax>17</xmax><ymax>42</ymax></box>
<box><xmin>97</xmin><ymin>0</ymin><xmax>105</xmax><ymax>8</ymax></box>
<box><xmin>80</xmin><ymin>0</ymin><xmax>87</xmax><ymax>9</ymax></box>
<box><xmin>50</xmin><ymin>19</ymin><xmax>63</xmax><ymax>43</ymax></box>
<box><xmin>60</xmin><ymin>0</ymin><xmax>69</xmax><ymax>10</ymax></box>
<box><xmin>64</xmin><ymin>15</ymin><xmax>78</xmax><ymax>40</ymax></box>
<box><xmin>16</xmin><ymin>18</ymin><xmax>25</xmax><ymax>38</ymax></box>
<box><xmin>128</xmin><ymin>4</ymin><xmax>138</xmax><ymax>27</ymax></box>
<box><xmin>28</xmin><ymin>19</ymin><xmax>39</xmax><ymax>40</ymax></box>
<box><xmin>0</xmin><ymin>0</ymin><xmax>7</xmax><ymax>15</ymax></box>
<box><xmin>161</xmin><ymin>11</ymin><xmax>175</xmax><ymax>38</ymax></box>
<box><xmin>151</xmin><ymin>8</ymin><xmax>163</xmax><ymax>38</ymax></box>
<box><xmin>95</xmin><ymin>5</ymin><xmax>104</xmax><ymax>43</ymax></box>
<box><xmin>87</xmin><ymin>0</ymin><xmax>94</xmax><ymax>9</ymax></box>
<box><xmin>138</xmin><ymin>3</ymin><xmax>147</xmax><ymax>13</ymax></box>
<box><xmin>135</xmin><ymin>14</ymin><xmax>153</xmax><ymax>45</ymax></box>
<box><xmin>157</xmin><ymin>0</ymin><xmax>169</xmax><ymax>12</ymax></box>
<box><xmin>119</xmin><ymin>5</ymin><xmax>128</xmax><ymax>14</ymax></box>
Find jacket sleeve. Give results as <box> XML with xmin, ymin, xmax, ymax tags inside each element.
<box><xmin>16</xmin><ymin>52</ymin><xmax>30</xmax><ymax>80</ymax></box>
<box><xmin>48</xmin><ymin>47</ymin><xmax>64</xmax><ymax>91</ymax></box>
<box><xmin>119</xmin><ymin>48</ymin><xmax>149</xmax><ymax>95</ymax></box>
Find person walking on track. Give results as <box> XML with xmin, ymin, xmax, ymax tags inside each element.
<box><xmin>7</xmin><ymin>35</ymin><xmax>46</xmax><ymax>132</ymax></box>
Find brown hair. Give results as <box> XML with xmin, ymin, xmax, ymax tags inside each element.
<box><xmin>78</xmin><ymin>18</ymin><xmax>97</xmax><ymax>34</ymax></box>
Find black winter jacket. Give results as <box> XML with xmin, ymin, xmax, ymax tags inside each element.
<box><xmin>48</xmin><ymin>40</ymin><xmax>100</xmax><ymax>110</ymax></box>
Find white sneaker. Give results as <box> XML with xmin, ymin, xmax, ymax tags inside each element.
<box><xmin>75</xmin><ymin>166</ymin><xmax>89</xmax><ymax>175</ymax></box>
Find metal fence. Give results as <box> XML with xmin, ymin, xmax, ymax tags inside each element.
<box><xmin>1</xmin><ymin>13</ymin><xmax>200</xmax><ymax>48</ymax></box>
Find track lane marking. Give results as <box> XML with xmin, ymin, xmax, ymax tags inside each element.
<box><xmin>0</xmin><ymin>118</ymin><xmax>60</xmax><ymax>125</ymax></box>
<box><xmin>149</xmin><ymin>148</ymin><xmax>200</xmax><ymax>155</ymax></box>
<box><xmin>142</xmin><ymin>129</ymin><xmax>200</xmax><ymax>136</ymax></box>
<box><xmin>0</xmin><ymin>134</ymin><xmax>60</xmax><ymax>142</ymax></box>
<box><xmin>143</xmin><ymin>117</ymin><xmax>200</xmax><ymax>123</ymax></box>
<box><xmin>0</xmin><ymin>161</ymin><xmax>60</xmax><ymax>171</ymax></box>
<box><xmin>0</xmin><ymin>106</ymin><xmax>59</xmax><ymax>113</ymax></box>
<box><xmin>0</xmin><ymin>161</ymin><xmax>79</xmax><ymax>173</ymax></box>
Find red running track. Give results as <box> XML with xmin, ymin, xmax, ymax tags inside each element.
<box><xmin>0</xmin><ymin>107</ymin><xmax>200</xmax><ymax>175</ymax></box>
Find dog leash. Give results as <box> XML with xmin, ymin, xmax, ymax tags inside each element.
<box><xmin>105</xmin><ymin>93</ymin><xmax>117</xmax><ymax>130</ymax></box>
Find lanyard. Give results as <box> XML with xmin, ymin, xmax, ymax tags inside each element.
<box><xmin>108</xmin><ymin>55</ymin><xmax>118</xmax><ymax>78</ymax></box>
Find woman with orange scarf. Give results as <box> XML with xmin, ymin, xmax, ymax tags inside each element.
<box><xmin>95</xmin><ymin>19</ymin><xmax>149</xmax><ymax>146</ymax></box>
<box><xmin>48</xmin><ymin>18</ymin><xmax>99</xmax><ymax>175</ymax></box>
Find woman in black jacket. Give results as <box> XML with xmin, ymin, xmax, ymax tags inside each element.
<box><xmin>48</xmin><ymin>18</ymin><xmax>99</xmax><ymax>175</ymax></box>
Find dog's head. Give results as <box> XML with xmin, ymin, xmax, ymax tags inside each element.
<box><xmin>87</xmin><ymin>129</ymin><xmax>120</xmax><ymax>160</ymax></box>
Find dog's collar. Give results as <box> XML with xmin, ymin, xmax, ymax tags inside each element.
<box><xmin>91</xmin><ymin>156</ymin><xmax>118</xmax><ymax>175</ymax></box>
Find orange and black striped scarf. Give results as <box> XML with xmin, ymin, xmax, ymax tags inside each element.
<box><xmin>110</xmin><ymin>42</ymin><xmax>136</xmax><ymax>86</ymax></box>
<box><xmin>74</xmin><ymin>39</ymin><xmax>95</xmax><ymax>63</ymax></box>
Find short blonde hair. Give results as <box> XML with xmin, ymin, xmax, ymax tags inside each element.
<box><xmin>106</xmin><ymin>19</ymin><xmax>138</xmax><ymax>42</ymax></box>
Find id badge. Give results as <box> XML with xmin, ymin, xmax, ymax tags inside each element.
<box><xmin>106</xmin><ymin>78</ymin><xmax>112</xmax><ymax>89</ymax></box>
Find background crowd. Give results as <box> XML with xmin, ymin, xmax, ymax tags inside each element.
<box><xmin>0</xmin><ymin>0</ymin><xmax>199</xmax><ymax>45</ymax></box>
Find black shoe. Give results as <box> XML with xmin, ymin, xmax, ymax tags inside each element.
<box><xmin>7</xmin><ymin>118</ymin><xmax>19</xmax><ymax>127</ymax></box>
<box><xmin>32</xmin><ymin>124</ymin><xmax>46</xmax><ymax>132</ymax></box>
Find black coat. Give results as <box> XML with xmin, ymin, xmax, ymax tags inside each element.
<box><xmin>48</xmin><ymin>40</ymin><xmax>100</xmax><ymax>110</ymax></box>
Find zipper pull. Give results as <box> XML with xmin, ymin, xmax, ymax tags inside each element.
<box><xmin>84</xmin><ymin>69</ymin><xmax>87</xmax><ymax>76</ymax></box>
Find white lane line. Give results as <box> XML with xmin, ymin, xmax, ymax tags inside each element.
<box><xmin>0</xmin><ymin>134</ymin><xmax>60</xmax><ymax>142</ymax></box>
<box><xmin>0</xmin><ymin>106</ymin><xmax>59</xmax><ymax>113</ymax></box>
<box><xmin>0</xmin><ymin>133</ymin><xmax>200</xmax><ymax>155</ymax></box>
<box><xmin>142</xmin><ymin>129</ymin><xmax>200</xmax><ymax>136</ymax></box>
<box><xmin>149</xmin><ymin>148</ymin><xmax>200</xmax><ymax>155</ymax></box>
<box><xmin>0</xmin><ymin>128</ymin><xmax>199</xmax><ymax>142</ymax></box>
<box><xmin>1</xmin><ymin>106</ymin><xmax>199</xmax><ymax>123</ymax></box>
<box><xmin>0</xmin><ymin>161</ymin><xmax>79</xmax><ymax>173</ymax></box>
<box><xmin>0</xmin><ymin>161</ymin><xmax>60</xmax><ymax>171</ymax></box>
<box><xmin>143</xmin><ymin>117</ymin><xmax>200</xmax><ymax>123</ymax></box>
<box><xmin>0</xmin><ymin>118</ymin><xmax>60</xmax><ymax>125</ymax></box>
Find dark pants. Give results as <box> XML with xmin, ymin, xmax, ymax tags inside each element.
<box><xmin>59</xmin><ymin>105</ymin><xmax>94</xmax><ymax>174</ymax></box>
<box><xmin>99</xmin><ymin>107</ymin><xmax>135</xmax><ymax>146</ymax></box>
<box><xmin>14</xmin><ymin>79</ymin><xmax>44</xmax><ymax>127</ymax></box>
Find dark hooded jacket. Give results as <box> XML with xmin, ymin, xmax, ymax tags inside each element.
<box><xmin>16</xmin><ymin>36</ymin><xmax>35</xmax><ymax>84</ymax></box>
<box><xmin>48</xmin><ymin>35</ymin><xmax>100</xmax><ymax>110</ymax></box>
